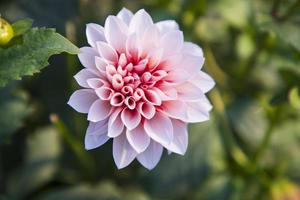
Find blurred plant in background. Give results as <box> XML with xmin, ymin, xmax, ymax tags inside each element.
<box><xmin>0</xmin><ymin>0</ymin><xmax>300</xmax><ymax>200</ymax></box>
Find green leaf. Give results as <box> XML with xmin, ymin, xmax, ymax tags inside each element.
<box><xmin>12</xmin><ymin>18</ymin><xmax>33</xmax><ymax>37</ymax></box>
<box><xmin>0</xmin><ymin>27</ymin><xmax>79</xmax><ymax>87</ymax></box>
<box><xmin>288</xmin><ymin>87</ymin><xmax>300</xmax><ymax>109</ymax></box>
<box><xmin>260</xmin><ymin>19</ymin><xmax>300</xmax><ymax>52</ymax></box>
<box><xmin>0</xmin><ymin>86</ymin><xmax>32</xmax><ymax>144</ymax></box>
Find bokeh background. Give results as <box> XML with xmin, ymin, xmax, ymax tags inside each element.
<box><xmin>1</xmin><ymin>0</ymin><xmax>300</xmax><ymax>199</ymax></box>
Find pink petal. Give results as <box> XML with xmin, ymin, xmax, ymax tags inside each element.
<box><xmin>108</xmin><ymin>108</ymin><xmax>124</xmax><ymax>137</ymax></box>
<box><xmin>121</xmin><ymin>108</ymin><xmax>141</xmax><ymax>130</ymax></box>
<box><xmin>137</xmin><ymin>102</ymin><xmax>156</xmax><ymax>119</ymax></box>
<box><xmin>95</xmin><ymin>86</ymin><xmax>114</xmax><ymax>100</ymax></box>
<box><xmin>74</xmin><ymin>69</ymin><xmax>97</xmax><ymax>88</ymax></box>
<box><xmin>126</xmin><ymin>124</ymin><xmax>150</xmax><ymax>153</ymax></box>
<box><xmin>85</xmin><ymin>120</ymin><xmax>109</xmax><ymax>150</ymax></box>
<box><xmin>144</xmin><ymin>112</ymin><xmax>173</xmax><ymax>145</ymax></box>
<box><xmin>95</xmin><ymin>56</ymin><xmax>108</xmax><ymax>75</ymax></box>
<box><xmin>182</xmin><ymin>42</ymin><xmax>203</xmax><ymax>57</ymax></box>
<box><xmin>189</xmin><ymin>71</ymin><xmax>215</xmax><ymax>93</ymax></box>
<box><xmin>143</xmin><ymin>89</ymin><xmax>162</xmax><ymax>105</ymax></box>
<box><xmin>185</xmin><ymin>101</ymin><xmax>211</xmax><ymax>123</ymax></box>
<box><xmin>117</xmin><ymin>8</ymin><xmax>133</xmax><ymax>25</ymax></box>
<box><xmin>68</xmin><ymin>89</ymin><xmax>98</xmax><ymax>113</ymax></box>
<box><xmin>137</xmin><ymin>140</ymin><xmax>163</xmax><ymax>170</ymax></box>
<box><xmin>155</xmin><ymin>20</ymin><xmax>179</xmax><ymax>34</ymax></box>
<box><xmin>160</xmin><ymin>30</ymin><xmax>183</xmax><ymax>56</ymax></box>
<box><xmin>113</xmin><ymin>133</ymin><xmax>138</xmax><ymax>169</ymax></box>
<box><xmin>179</xmin><ymin>55</ymin><xmax>204</xmax><ymax>75</ymax></box>
<box><xmin>87</xmin><ymin>99</ymin><xmax>112</xmax><ymax>122</ymax></box>
<box><xmin>164</xmin><ymin>119</ymin><xmax>188</xmax><ymax>155</ymax></box>
<box><xmin>152</xmin><ymin>85</ymin><xmax>177</xmax><ymax>101</ymax></box>
<box><xmin>110</xmin><ymin>92</ymin><xmax>125</xmax><ymax>107</ymax></box>
<box><xmin>125</xmin><ymin>96</ymin><xmax>136</xmax><ymax>110</ymax></box>
<box><xmin>160</xmin><ymin>100</ymin><xmax>187</xmax><ymax>120</ymax></box>
<box><xmin>147</xmin><ymin>49</ymin><xmax>163</xmax><ymax>70</ymax></box>
<box><xmin>126</xmin><ymin>33</ymin><xmax>139</xmax><ymax>61</ymax></box>
<box><xmin>78</xmin><ymin>47</ymin><xmax>98</xmax><ymax>69</ymax></box>
<box><xmin>140</xmin><ymin>25</ymin><xmax>159</xmax><ymax>57</ymax></box>
<box><xmin>87</xmin><ymin>78</ymin><xmax>106</xmax><ymax>89</ymax></box>
<box><xmin>104</xmin><ymin>16</ymin><xmax>128</xmax><ymax>53</ymax></box>
<box><xmin>129</xmin><ymin>9</ymin><xmax>153</xmax><ymax>37</ymax></box>
<box><xmin>86</xmin><ymin>23</ymin><xmax>106</xmax><ymax>47</ymax></box>
<box><xmin>164</xmin><ymin>69</ymin><xmax>190</xmax><ymax>85</ymax></box>
<box><xmin>176</xmin><ymin>82</ymin><xmax>205</xmax><ymax>101</ymax></box>
<box><xmin>96</xmin><ymin>41</ymin><xmax>118</xmax><ymax>63</ymax></box>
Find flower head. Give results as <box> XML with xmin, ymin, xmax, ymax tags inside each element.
<box><xmin>68</xmin><ymin>8</ymin><xmax>215</xmax><ymax>170</ymax></box>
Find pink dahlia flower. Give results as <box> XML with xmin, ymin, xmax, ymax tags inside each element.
<box><xmin>68</xmin><ymin>8</ymin><xmax>215</xmax><ymax>170</ymax></box>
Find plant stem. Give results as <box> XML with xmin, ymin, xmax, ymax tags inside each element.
<box><xmin>50</xmin><ymin>114</ymin><xmax>96</xmax><ymax>180</ymax></box>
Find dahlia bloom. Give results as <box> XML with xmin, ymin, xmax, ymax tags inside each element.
<box><xmin>68</xmin><ymin>8</ymin><xmax>215</xmax><ymax>170</ymax></box>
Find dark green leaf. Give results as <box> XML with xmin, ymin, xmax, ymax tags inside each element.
<box><xmin>0</xmin><ymin>27</ymin><xmax>79</xmax><ymax>87</ymax></box>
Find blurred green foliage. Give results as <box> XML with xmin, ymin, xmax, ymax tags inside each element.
<box><xmin>0</xmin><ymin>0</ymin><xmax>300</xmax><ymax>199</ymax></box>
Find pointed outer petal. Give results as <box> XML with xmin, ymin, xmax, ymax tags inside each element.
<box><xmin>151</xmin><ymin>70</ymin><xmax>167</xmax><ymax>82</ymax></box>
<box><xmin>108</xmin><ymin>108</ymin><xmax>124</xmax><ymax>137</ymax></box>
<box><xmin>85</xmin><ymin>120</ymin><xmax>109</xmax><ymax>150</ymax></box>
<box><xmin>155</xmin><ymin>20</ymin><xmax>179</xmax><ymax>34</ymax></box>
<box><xmin>176</xmin><ymin>82</ymin><xmax>206</xmax><ymax>101</ymax></box>
<box><xmin>133</xmin><ymin>88</ymin><xmax>145</xmax><ymax>101</ymax></box>
<box><xmin>185</xmin><ymin>101</ymin><xmax>212</xmax><ymax>123</ymax></box>
<box><xmin>68</xmin><ymin>89</ymin><xmax>98</xmax><ymax>113</ymax></box>
<box><xmin>160</xmin><ymin>30</ymin><xmax>183</xmax><ymax>57</ymax></box>
<box><xmin>117</xmin><ymin>8</ymin><xmax>134</xmax><ymax>25</ymax></box>
<box><xmin>137</xmin><ymin>140</ymin><xmax>163</xmax><ymax>170</ymax></box>
<box><xmin>164</xmin><ymin>119</ymin><xmax>188</xmax><ymax>155</ymax></box>
<box><xmin>125</xmin><ymin>96</ymin><xmax>136</xmax><ymax>110</ymax></box>
<box><xmin>147</xmin><ymin>48</ymin><xmax>163</xmax><ymax>70</ymax></box>
<box><xmin>126</xmin><ymin>124</ymin><xmax>150</xmax><ymax>153</ymax></box>
<box><xmin>87</xmin><ymin>78</ymin><xmax>106</xmax><ymax>89</ymax></box>
<box><xmin>129</xmin><ymin>9</ymin><xmax>153</xmax><ymax>37</ymax></box>
<box><xmin>104</xmin><ymin>16</ymin><xmax>128</xmax><ymax>53</ymax></box>
<box><xmin>164</xmin><ymin>69</ymin><xmax>190</xmax><ymax>85</ymax></box>
<box><xmin>182</xmin><ymin>42</ymin><xmax>204</xmax><ymax>57</ymax></box>
<box><xmin>137</xmin><ymin>102</ymin><xmax>156</xmax><ymax>119</ymax></box>
<box><xmin>151</xmin><ymin>86</ymin><xmax>177</xmax><ymax>101</ymax></box>
<box><xmin>144</xmin><ymin>112</ymin><xmax>173</xmax><ymax>146</ymax></box>
<box><xmin>189</xmin><ymin>71</ymin><xmax>215</xmax><ymax>93</ymax></box>
<box><xmin>74</xmin><ymin>69</ymin><xmax>97</xmax><ymax>88</ymax></box>
<box><xmin>110</xmin><ymin>92</ymin><xmax>125</xmax><ymax>107</ymax></box>
<box><xmin>158</xmin><ymin>54</ymin><xmax>183</xmax><ymax>71</ymax></box>
<box><xmin>87</xmin><ymin>99</ymin><xmax>112</xmax><ymax>122</ymax></box>
<box><xmin>113</xmin><ymin>132</ymin><xmax>138</xmax><ymax>169</ymax></box>
<box><xmin>143</xmin><ymin>89</ymin><xmax>162</xmax><ymax>105</ymax></box>
<box><xmin>126</xmin><ymin>33</ymin><xmax>139</xmax><ymax>60</ymax></box>
<box><xmin>160</xmin><ymin>100</ymin><xmax>188</xmax><ymax>120</ymax></box>
<box><xmin>86</xmin><ymin>23</ymin><xmax>106</xmax><ymax>47</ymax></box>
<box><xmin>96</xmin><ymin>41</ymin><xmax>118</xmax><ymax>63</ymax></box>
<box><xmin>140</xmin><ymin>25</ymin><xmax>159</xmax><ymax>57</ymax></box>
<box><xmin>95</xmin><ymin>87</ymin><xmax>114</xmax><ymax>100</ymax></box>
<box><xmin>121</xmin><ymin>108</ymin><xmax>141</xmax><ymax>130</ymax></box>
<box><xmin>95</xmin><ymin>56</ymin><xmax>108</xmax><ymax>75</ymax></box>
<box><xmin>78</xmin><ymin>47</ymin><xmax>98</xmax><ymax>69</ymax></box>
<box><xmin>179</xmin><ymin>55</ymin><xmax>204</xmax><ymax>75</ymax></box>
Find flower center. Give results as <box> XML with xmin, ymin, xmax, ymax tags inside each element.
<box><xmin>104</xmin><ymin>53</ymin><xmax>166</xmax><ymax>110</ymax></box>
